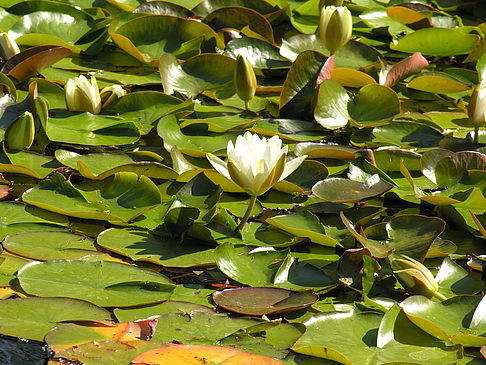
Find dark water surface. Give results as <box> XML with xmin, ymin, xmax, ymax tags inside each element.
<box><xmin>0</xmin><ymin>334</ymin><xmax>53</xmax><ymax>364</ymax></box>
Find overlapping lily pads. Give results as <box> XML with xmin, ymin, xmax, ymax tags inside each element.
<box><xmin>0</xmin><ymin>0</ymin><xmax>484</xmax><ymax>363</ymax></box>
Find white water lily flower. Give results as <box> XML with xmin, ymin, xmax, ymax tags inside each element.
<box><xmin>65</xmin><ymin>75</ymin><xmax>101</xmax><ymax>114</ymax></box>
<box><xmin>206</xmin><ymin>132</ymin><xmax>306</xmax><ymax>197</ymax></box>
<box><xmin>469</xmin><ymin>79</ymin><xmax>486</xmax><ymax>128</ymax></box>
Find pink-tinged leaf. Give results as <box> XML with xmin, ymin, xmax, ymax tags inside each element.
<box><xmin>1</xmin><ymin>46</ymin><xmax>72</xmax><ymax>82</ymax></box>
<box><xmin>46</xmin><ymin>318</ymin><xmax>158</xmax><ymax>352</ymax></box>
<box><xmin>0</xmin><ymin>185</ymin><xmax>9</xmax><ymax>199</ymax></box>
<box><xmin>385</xmin><ymin>52</ymin><xmax>428</xmax><ymax>87</ymax></box>
<box><xmin>316</xmin><ymin>54</ymin><xmax>335</xmax><ymax>88</ymax></box>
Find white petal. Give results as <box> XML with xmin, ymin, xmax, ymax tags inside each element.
<box><xmin>278</xmin><ymin>156</ymin><xmax>307</xmax><ymax>181</ymax></box>
<box><xmin>206</xmin><ymin>153</ymin><xmax>231</xmax><ymax>180</ymax></box>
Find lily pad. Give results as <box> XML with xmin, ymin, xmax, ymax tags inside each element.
<box><xmin>17</xmin><ymin>259</ymin><xmax>175</xmax><ymax>307</ymax></box>
<box><xmin>390</xmin><ymin>28</ymin><xmax>479</xmax><ymax>57</ymax></box>
<box><xmin>96</xmin><ymin>227</ymin><xmax>215</xmax><ymax>268</ymax></box>
<box><xmin>401</xmin><ymin>295</ymin><xmax>486</xmax><ymax>347</ymax></box>
<box><xmin>2</xmin><ymin>231</ymin><xmax>102</xmax><ymax>261</ymax></box>
<box><xmin>131</xmin><ymin>344</ymin><xmax>284</xmax><ymax>364</ymax></box>
<box><xmin>313</xmin><ymin>175</ymin><xmax>393</xmax><ymax>203</ymax></box>
<box><xmin>0</xmin><ymin>297</ymin><xmax>111</xmax><ymax>341</ymax></box>
<box><xmin>54</xmin><ymin>150</ymin><xmax>177</xmax><ymax>180</ymax></box>
<box><xmin>22</xmin><ymin>172</ymin><xmax>161</xmax><ymax>222</ymax></box>
<box><xmin>110</xmin><ymin>14</ymin><xmax>223</xmax><ymax>65</ymax></box>
<box><xmin>46</xmin><ymin>112</ymin><xmax>140</xmax><ymax>146</ymax></box>
<box><xmin>213</xmin><ymin>287</ymin><xmax>318</xmax><ymax>316</ymax></box>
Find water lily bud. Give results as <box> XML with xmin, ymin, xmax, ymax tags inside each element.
<box><xmin>206</xmin><ymin>131</ymin><xmax>306</xmax><ymax>197</ymax></box>
<box><xmin>318</xmin><ymin>6</ymin><xmax>352</xmax><ymax>55</ymax></box>
<box><xmin>65</xmin><ymin>75</ymin><xmax>101</xmax><ymax>114</ymax></box>
<box><xmin>234</xmin><ymin>55</ymin><xmax>257</xmax><ymax>107</ymax></box>
<box><xmin>0</xmin><ymin>33</ymin><xmax>20</xmax><ymax>60</ymax></box>
<box><xmin>391</xmin><ymin>255</ymin><xmax>445</xmax><ymax>301</ymax></box>
<box><xmin>5</xmin><ymin>111</ymin><xmax>35</xmax><ymax>150</ymax></box>
<box><xmin>468</xmin><ymin>80</ymin><xmax>486</xmax><ymax>128</ymax></box>
<box><xmin>100</xmin><ymin>84</ymin><xmax>126</xmax><ymax>109</ymax></box>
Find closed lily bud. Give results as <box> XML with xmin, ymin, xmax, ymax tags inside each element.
<box><xmin>65</xmin><ymin>75</ymin><xmax>101</xmax><ymax>115</ymax></box>
<box><xmin>318</xmin><ymin>6</ymin><xmax>352</xmax><ymax>55</ymax></box>
<box><xmin>100</xmin><ymin>84</ymin><xmax>126</xmax><ymax>109</ymax></box>
<box><xmin>0</xmin><ymin>33</ymin><xmax>20</xmax><ymax>60</ymax></box>
<box><xmin>391</xmin><ymin>255</ymin><xmax>446</xmax><ymax>301</ymax></box>
<box><xmin>5</xmin><ymin>111</ymin><xmax>35</xmax><ymax>150</ymax></box>
<box><xmin>234</xmin><ymin>55</ymin><xmax>257</xmax><ymax>109</ymax></box>
<box><xmin>468</xmin><ymin>80</ymin><xmax>486</xmax><ymax>128</ymax></box>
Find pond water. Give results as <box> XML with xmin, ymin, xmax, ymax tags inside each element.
<box><xmin>0</xmin><ymin>334</ymin><xmax>53</xmax><ymax>364</ymax></box>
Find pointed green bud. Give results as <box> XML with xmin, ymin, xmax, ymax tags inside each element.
<box><xmin>234</xmin><ymin>55</ymin><xmax>257</xmax><ymax>105</ymax></box>
<box><xmin>5</xmin><ymin>111</ymin><xmax>35</xmax><ymax>150</ymax></box>
<box><xmin>391</xmin><ymin>255</ymin><xmax>445</xmax><ymax>301</ymax></box>
<box><xmin>318</xmin><ymin>6</ymin><xmax>352</xmax><ymax>55</ymax></box>
<box><xmin>100</xmin><ymin>84</ymin><xmax>126</xmax><ymax>109</ymax></box>
<box><xmin>0</xmin><ymin>33</ymin><xmax>20</xmax><ymax>60</ymax></box>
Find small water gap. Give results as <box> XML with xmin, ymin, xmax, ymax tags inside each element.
<box><xmin>0</xmin><ymin>334</ymin><xmax>53</xmax><ymax>364</ymax></box>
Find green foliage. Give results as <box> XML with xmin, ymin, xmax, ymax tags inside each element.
<box><xmin>0</xmin><ymin>0</ymin><xmax>485</xmax><ymax>364</ymax></box>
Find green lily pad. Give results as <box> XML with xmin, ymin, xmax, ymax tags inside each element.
<box><xmin>0</xmin><ymin>150</ymin><xmax>62</xmax><ymax>179</ymax></box>
<box><xmin>281</xmin><ymin>35</ymin><xmax>383</xmax><ymax>69</ymax></box>
<box><xmin>0</xmin><ymin>252</ymin><xmax>30</xmax><ymax>286</ymax></box>
<box><xmin>103</xmin><ymin>91</ymin><xmax>192</xmax><ymax>134</ymax></box>
<box><xmin>342</xmin><ymin>213</ymin><xmax>445</xmax><ymax>260</ymax></box>
<box><xmin>401</xmin><ymin>295</ymin><xmax>486</xmax><ymax>347</ymax></box>
<box><xmin>266</xmin><ymin>211</ymin><xmax>340</xmax><ymax>247</ymax></box>
<box><xmin>160</xmin><ymin>53</ymin><xmax>236</xmax><ymax>99</ymax></box>
<box><xmin>273</xmin><ymin>255</ymin><xmax>339</xmax><ymax>292</ymax></box>
<box><xmin>407</xmin><ymin>72</ymin><xmax>471</xmax><ymax>94</ymax></box>
<box><xmin>313</xmin><ymin>175</ymin><xmax>393</xmax><ymax>203</ymax></box>
<box><xmin>157</xmin><ymin>115</ymin><xmax>238</xmax><ymax>157</ymax></box>
<box><xmin>0</xmin><ymin>201</ymin><xmax>69</xmax><ymax>240</ymax></box>
<box><xmin>349</xmin><ymin>84</ymin><xmax>400</xmax><ymax>127</ymax></box>
<box><xmin>292</xmin><ymin>310</ymin><xmax>383</xmax><ymax>363</ymax></box>
<box><xmin>351</xmin><ymin>121</ymin><xmax>444</xmax><ymax>148</ymax></box>
<box><xmin>294</xmin><ymin>142</ymin><xmax>357</xmax><ymax>159</ymax></box>
<box><xmin>17</xmin><ymin>259</ymin><xmax>175</xmax><ymax>307</ymax></box>
<box><xmin>360</xmin><ymin>8</ymin><xmax>413</xmax><ymax>37</ymax></box>
<box><xmin>46</xmin><ymin>112</ymin><xmax>140</xmax><ymax>146</ymax></box>
<box><xmin>212</xmin><ymin>287</ymin><xmax>319</xmax><ymax>315</ymax></box>
<box><xmin>2</xmin><ymin>231</ymin><xmax>102</xmax><ymax>261</ymax></box>
<box><xmin>225</xmin><ymin>37</ymin><xmax>291</xmax><ymax>69</ymax></box>
<box><xmin>193</xmin><ymin>0</ymin><xmax>278</xmax><ymax>17</ymax></box>
<box><xmin>390</xmin><ymin>28</ymin><xmax>479</xmax><ymax>57</ymax></box>
<box><xmin>435</xmin><ymin>257</ymin><xmax>484</xmax><ymax>298</ymax></box>
<box><xmin>149</xmin><ymin>312</ymin><xmax>264</xmax><ymax>344</ymax></box>
<box><xmin>0</xmin><ymin>297</ymin><xmax>111</xmax><ymax>341</ymax></box>
<box><xmin>114</xmin><ymin>300</ymin><xmax>216</xmax><ymax>322</ymax></box>
<box><xmin>55</xmin><ymin>150</ymin><xmax>177</xmax><ymax>180</ymax></box>
<box><xmin>9</xmin><ymin>9</ymin><xmax>93</xmax><ymax>52</ymax></box>
<box><xmin>314</xmin><ymin>79</ymin><xmax>350</xmax><ymax>130</ymax></box>
<box><xmin>214</xmin><ymin>243</ymin><xmax>289</xmax><ymax>287</ymax></box>
<box><xmin>97</xmin><ymin>227</ymin><xmax>215</xmax><ymax>268</ymax></box>
<box><xmin>203</xmin><ymin>6</ymin><xmax>274</xmax><ymax>43</ymax></box>
<box><xmin>434</xmin><ymin>151</ymin><xmax>486</xmax><ymax>188</ymax></box>
<box><xmin>110</xmin><ymin>14</ymin><xmax>223</xmax><ymax>65</ymax></box>
<box><xmin>22</xmin><ymin>172</ymin><xmax>161</xmax><ymax>222</ymax></box>
<box><xmin>279</xmin><ymin>50</ymin><xmax>327</xmax><ymax>120</ymax></box>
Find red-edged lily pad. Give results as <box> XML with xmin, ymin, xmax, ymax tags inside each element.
<box><xmin>212</xmin><ymin>287</ymin><xmax>318</xmax><ymax>315</ymax></box>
